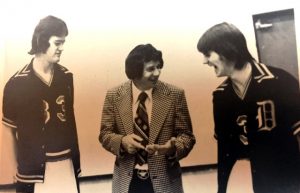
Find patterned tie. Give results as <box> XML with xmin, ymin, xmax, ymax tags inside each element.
<box><xmin>134</xmin><ymin>92</ymin><xmax>149</xmax><ymax>165</ymax></box>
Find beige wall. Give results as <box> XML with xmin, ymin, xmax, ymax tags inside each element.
<box><xmin>0</xmin><ymin>17</ymin><xmax>5</xmax><ymax>183</ymax></box>
<box><xmin>0</xmin><ymin>0</ymin><xmax>299</xmax><ymax>180</ymax></box>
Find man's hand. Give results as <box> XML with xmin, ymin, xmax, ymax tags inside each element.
<box><xmin>121</xmin><ymin>134</ymin><xmax>145</xmax><ymax>154</ymax></box>
<box><xmin>146</xmin><ymin>137</ymin><xmax>176</xmax><ymax>156</ymax></box>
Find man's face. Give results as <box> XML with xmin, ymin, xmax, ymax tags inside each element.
<box><xmin>133</xmin><ymin>60</ymin><xmax>161</xmax><ymax>90</ymax></box>
<box><xmin>203</xmin><ymin>51</ymin><xmax>234</xmax><ymax>77</ymax></box>
<box><xmin>44</xmin><ymin>36</ymin><xmax>66</xmax><ymax>64</ymax></box>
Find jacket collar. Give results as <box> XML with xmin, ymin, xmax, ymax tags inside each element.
<box><xmin>115</xmin><ymin>80</ymin><xmax>173</xmax><ymax>143</ymax></box>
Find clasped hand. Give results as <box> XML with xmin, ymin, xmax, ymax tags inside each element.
<box><xmin>121</xmin><ymin>134</ymin><xmax>176</xmax><ymax>156</ymax></box>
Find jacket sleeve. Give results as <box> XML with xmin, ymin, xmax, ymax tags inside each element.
<box><xmin>66</xmin><ymin>74</ymin><xmax>81</xmax><ymax>177</ymax></box>
<box><xmin>99</xmin><ymin>90</ymin><xmax>124</xmax><ymax>157</ymax></box>
<box><xmin>173</xmin><ymin>90</ymin><xmax>196</xmax><ymax>160</ymax></box>
<box><xmin>2</xmin><ymin>80</ymin><xmax>18</xmax><ymax>128</ymax></box>
<box><xmin>276</xmin><ymin>71</ymin><xmax>300</xmax><ymax>135</ymax></box>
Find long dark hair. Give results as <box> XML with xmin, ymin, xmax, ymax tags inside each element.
<box><xmin>28</xmin><ymin>15</ymin><xmax>68</xmax><ymax>55</ymax></box>
<box><xmin>197</xmin><ymin>22</ymin><xmax>255</xmax><ymax>69</ymax></box>
<box><xmin>125</xmin><ymin>44</ymin><xmax>164</xmax><ymax>79</ymax></box>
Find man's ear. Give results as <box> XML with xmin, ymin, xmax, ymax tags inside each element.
<box><xmin>220</xmin><ymin>55</ymin><xmax>235</xmax><ymax>67</ymax></box>
<box><xmin>219</xmin><ymin>55</ymin><xmax>227</xmax><ymax>62</ymax></box>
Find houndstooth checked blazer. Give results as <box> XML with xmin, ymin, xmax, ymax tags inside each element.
<box><xmin>99</xmin><ymin>80</ymin><xmax>195</xmax><ymax>193</ymax></box>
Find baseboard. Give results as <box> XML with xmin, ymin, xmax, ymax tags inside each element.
<box><xmin>0</xmin><ymin>183</ymin><xmax>16</xmax><ymax>191</ymax></box>
<box><xmin>182</xmin><ymin>163</ymin><xmax>217</xmax><ymax>172</ymax></box>
<box><xmin>0</xmin><ymin>163</ymin><xmax>218</xmax><ymax>188</ymax></box>
<box><xmin>79</xmin><ymin>163</ymin><xmax>217</xmax><ymax>182</ymax></box>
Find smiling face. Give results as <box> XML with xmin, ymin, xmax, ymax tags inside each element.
<box><xmin>203</xmin><ymin>51</ymin><xmax>234</xmax><ymax>77</ymax></box>
<box><xmin>44</xmin><ymin>36</ymin><xmax>66</xmax><ymax>64</ymax></box>
<box><xmin>133</xmin><ymin>60</ymin><xmax>161</xmax><ymax>91</ymax></box>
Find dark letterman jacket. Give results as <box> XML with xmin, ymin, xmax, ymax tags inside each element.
<box><xmin>213</xmin><ymin>62</ymin><xmax>300</xmax><ymax>192</ymax></box>
<box><xmin>2</xmin><ymin>60</ymin><xmax>81</xmax><ymax>183</ymax></box>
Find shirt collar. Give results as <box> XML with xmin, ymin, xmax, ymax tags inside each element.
<box><xmin>132</xmin><ymin>81</ymin><xmax>153</xmax><ymax>104</ymax></box>
<box><xmin>231</xmin><ymin>62</ymin><xmax>252</xmax><ymax>88</ymax></box>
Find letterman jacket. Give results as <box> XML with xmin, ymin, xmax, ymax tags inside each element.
<box><xmin>2</xmin><ymin>60</ymin><xmax>81</xmax><ymax>183</ymax></box>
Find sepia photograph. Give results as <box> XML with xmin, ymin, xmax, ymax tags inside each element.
<box><xmin>0</xmin><ymin>0</ymin><xmax>299</xmax><ymax>193</ymax></box>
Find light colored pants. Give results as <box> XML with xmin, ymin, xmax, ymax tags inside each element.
<box><xmin>227</xmin><ymin>159</ymin><xmax>253</xmax><ymax>193</ymax></box>
<box><xmin>34</xmin><ymin>158</ymin><xmax>78</xmax><ymax>193</ymax></box>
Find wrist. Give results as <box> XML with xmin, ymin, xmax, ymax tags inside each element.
<box><xmin>120</xmin><ymin>136</ymin><xmax>126</xmax><ymax>154</ymax></box>
<box><xmin>166</xmin><ymin>146</ymin><xmax>176</xmax><ymax>157</ymax></box>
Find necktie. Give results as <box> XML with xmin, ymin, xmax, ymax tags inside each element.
<box><xmin>134</xmin><ymin>92</ymin><xmax>149</xmax><ymax>165</ymax></box>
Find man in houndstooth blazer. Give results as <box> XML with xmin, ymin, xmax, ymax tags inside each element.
<box><xmin>99</xmin><ymin>44</ymin><xmax>195</xmax><ymax>193</ymax></box>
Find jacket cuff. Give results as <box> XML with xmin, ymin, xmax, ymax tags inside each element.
<box><xmin>118</xmin><ymin>136</ymin><xmax>126</xmax><ymax>158</ymax></box>
<box><xmin>166</xmin><ymin>149</ymin><xmax>178</xmax><ymax>167</ymax></box>
<box><xmin>292</xmin><ymin>121</ymin><xmax>300</xmax><ymax>135</ymax></box>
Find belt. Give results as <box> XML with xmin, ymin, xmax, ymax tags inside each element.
<box><xmin>134</xmin><ymin>164</ymin><xmax>149</xmax><ymax>180</ymax></box>
<box><xmin>134</xmin><ymin>168</ymin><xmax>149</xmax><ymax>180</ymax></box>
<box><xmin>134</xmin><ymin>163</ymin><xmax>148</xmax><ymax>170</ymax></box>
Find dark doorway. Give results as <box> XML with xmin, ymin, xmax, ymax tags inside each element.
<box><xmin>253</xmin><ymin>8</ymin><xmax>298</xmax><ymax>80</ymax></box>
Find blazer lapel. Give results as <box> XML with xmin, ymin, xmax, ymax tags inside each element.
<box><xmin>116</xmin><ymin>81</ymin><xmax>134</xmax><ymax>135</ymax></box>
<box><xmin>149</xmin><ymin>81</ymin><xmax>172</xmax><ymax>144</ymax></box>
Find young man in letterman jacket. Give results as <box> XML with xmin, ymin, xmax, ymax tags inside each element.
<box><xmin>2</xmin><ymin>15</ymin><xmax>81</xmax><ymax>193</ymax></box>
